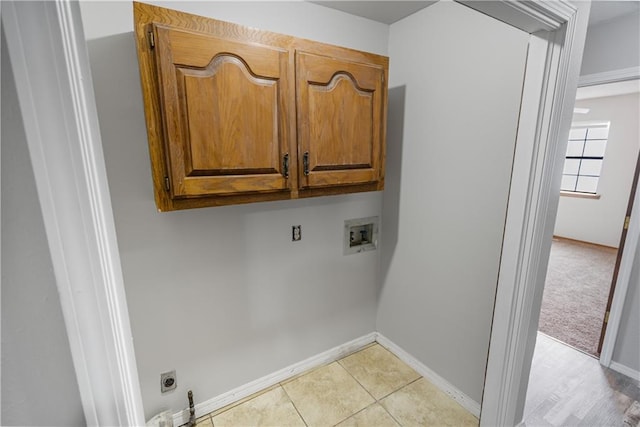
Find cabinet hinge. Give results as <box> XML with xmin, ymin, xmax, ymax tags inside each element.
<box><xmin>624</xmin><ymin>215</ymin><xmax>631</xmax><ymax>230</ymax></box>
<box><xmin>164</xmin><ymin>176</ymin><xmax>170</xmax><ymax>192</ymax></box>
<box><xmin>147</xmin><ymin>30</ymin><xmax>155</xmax><ymax>49</ymax></box>
<box><xmin>604</xmin><ymin>311</ymin><xmax>610</xmax><ymax>323</ymax></box>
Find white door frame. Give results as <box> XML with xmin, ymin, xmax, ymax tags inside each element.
<box><xmin>473</xmin><ymin>1</ymin><xmax>591</xmax><ymax>425</ymax></box>
<box><xmin>2</xmin><ymin>2</ymin><xmax>145</xmax><ymax>425</ymax></box>
<box><xmin>2</xmin><ymin>1</ymin><xmax>589</xmax><ymax>425</ymax></box>
<box><xmin>600</xmin><ymin>164</ymin><xmax>640</xmax><ymax>370</ymax></box>
<box><xmin>575</xmin><ymin>70</ymin><xmax>640</xmax><ymax>371</ymax></box>
<box><xmin>589</xmin><ymin>74</ymin><xmax>640</xmax><ymax>370</ymax></box>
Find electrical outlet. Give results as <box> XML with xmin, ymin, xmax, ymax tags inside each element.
<box><xmin>292</xmin><ymin>225</ymin><xmax>302</xmax><ymax>241</ymax></box>
<box><xmin>161</xmin><ymin>370</ymin><xmax>177</xmax><ymax>393</ymax></box>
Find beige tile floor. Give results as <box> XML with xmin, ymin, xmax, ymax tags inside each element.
<box><xmin>193</xmin><ymin>343</ymin><xmax>478</xmax><ymax>427</ymax></box>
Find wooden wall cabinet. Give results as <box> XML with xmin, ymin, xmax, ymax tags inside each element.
<box><xmin>134</xmin><ymin>2</ymin><xmax>388</xmax><ymax>211</ymax></box>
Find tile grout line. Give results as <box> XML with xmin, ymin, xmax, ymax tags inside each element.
<box><xmin>380</xmin><ymin>401</ymin><xmax>404</xmax><ymax>427</ymax></box>
<box><xmin>376</xmin><ymin>377</ymin><xmax>425</xmax><ymax>427</ymax></box>
<box><xmin>208</xmin><ymin>383</ymin><xmax>282</xmax><ymax>421</ymax></box>
<box><xmin>335</xmin><ymin>345</ymin><xmax>422</xmax><ymax>426</ymax></box>
<box><xmin>374</xmin><ymin>375</ymin><xmax>423</xmax><ymax>402</ymax></box>
<box><xmin>331</xmin><ymin>362</ymin><xmax>378</xmax><ymax>426</ymax></box>
<box><xmin>344</xmin><ymin>346</ymin><xmax>423</xmax><ymax>398</ymax></box>
<box><xmin>279</xmin><ymin>381</ymin><xmax>309</xmax><ymax>427</ymax></box>
<box><xmin>192</xmin><ymin>413</ymin><xmax>213</xmax><ymax>427</ymax></box>
<box><xmin>332</xmin><ymin>402</ymin><xmax>380</xmax><ymax>426</ymax></box>
<box><xmin>336</xmin><ymin>358</ymin><xmax>379</xmax><ymax>403</ymax></box>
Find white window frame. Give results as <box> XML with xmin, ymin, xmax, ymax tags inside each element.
<box><xmin>560</xmin><ymin>121</ymin><xmax>610</xmax><ymax>195</ymax></box>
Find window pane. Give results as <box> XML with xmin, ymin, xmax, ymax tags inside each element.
<box><xmin>561</xmin><ymin>175</ymin><xmax>577</xmax><ymax>192</ymax></box>
<box><xmin>569</xmin><ymin>128</ymin><xmax>587</xmax><ymax>140</ymax></box>
<box><xmin>587</xmin><ymin>126</ymin><xmax>609</xmax><ymax>140</ymax></box>
<box><xmin>576</xmin><ymin>176</ymin><xmax>599</xmax><ymax>193</ymax></box>
<box><xmin>583</xmin><ymin>140</ymin><xmax>606</xmax><ymax>157</ymax></box>
<box><xmin>580</xmin><ymin>159</ymin><xmax>603</xmax><ymax>176</ymax></box>
<box><xmin>566</xmin><ymin>140</ymin><xmax>584</xmax><ymax>156</ymax></box>
<box><xmin>563</xmin><ymin>159</ymin><xmax>580</xmax><ymax>174</ymax></box>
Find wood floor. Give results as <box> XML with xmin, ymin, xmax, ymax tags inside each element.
<box><xmin>522</xmin><ymin>333</ymin><xmax>640</xmax><ymax>426</ymax></box>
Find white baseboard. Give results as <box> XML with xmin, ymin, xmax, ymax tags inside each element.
<box><xmin>172</xmin><ymin>332</ymin><xmax>377</xmax><ymax>426</ymax></box>
<box><xmin>609</xmin><ymin>361</ymin><xmax>640</xmax><ymax>382</ymax></box>
<box><xmin>375</xmin><ymin>333</ymin><xmax>481</xmax><ymax>418</ymax></box>
<box><xmin>173</xmin><ymin>331</ymin><xmax>482</xmax><ymax>425</ymax></box>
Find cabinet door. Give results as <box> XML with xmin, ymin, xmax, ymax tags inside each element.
<box><xmin>153</xmin><ymin>24</ymin><xmax>291</xmax><ymax>198</ymax></box>
<box><xmin>296</xmin><ymin>51</ymin><xmax>385</xmax><ymax>189</ymax></box>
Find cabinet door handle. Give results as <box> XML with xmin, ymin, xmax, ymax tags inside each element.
<box><xmin>303</xmin><ymin>152</ymin><xmax>310</xmax><ymax>176</ymax></box>
<box><xmin>282</xmin><ymin>153</ymin><xmax>289</xmax><ymax>178</ymax></box>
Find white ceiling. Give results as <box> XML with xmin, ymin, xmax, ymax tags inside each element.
<box><xmin>310</xmin><ymin>1</ymin><xmax>640</xmax><ymax>100</ymax></box>
<box><xmin>309</xmin><ymin>1</ymin><xmax>436</xmax><ymax>24</ymax></box>
<box><xmin>309</xmin><ymin>1</ymin><xmax>640</xmax><ymax>27</ymax></box>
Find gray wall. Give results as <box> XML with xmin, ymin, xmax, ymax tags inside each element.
<box><xmin>377</xmin><ymin>1</ymin><xmax>529</xmax><ymax>404</ymax></box>
<box><xmin>1</xmin><ymin>29</ymin><xmax>85</xmax><ymax>426</ymax></box>
<box><xmin>581</xmin><ymin>10</ymin><xmax>640</xmax><ymax>77</ymax></box>
<box><xmin>554</xmin><ymin>93</ymin><xmax>640</xmax><ymax>247</ymax></box>
<box><xmin>79</xmin><ymin>1</ymin><xmax>388</xmax><ymax>419</ymax></box>
<box><xmin>612</xmin><ymin>235</ymin><xmax>640</xmax><ymax>373</ymax></box>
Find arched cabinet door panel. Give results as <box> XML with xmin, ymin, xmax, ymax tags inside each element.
<box><xmin>152</xmin><ymin>24</ymin><xmax>291</xmax><ymax>198</ymax></box>
<box><xmin>296</xmin><ymin>51</ymin><xmax>386</xmax><ymax>190</ymax></box>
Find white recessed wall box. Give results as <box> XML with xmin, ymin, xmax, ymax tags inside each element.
<box><xmin>344</xmin><ymin>216</ymin><xmax>379</xmax><ymax>255</ymax></box>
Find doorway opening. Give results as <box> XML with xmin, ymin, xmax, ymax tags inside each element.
<box><xmin>523</xmin><ymin>80</ymin><xmax>640</xmax><ymax>426</ymax></box>
<box><xmin>538</xmin><ymin>236</ymin><xmax>617</xmax><ymax>357</ymax></box>
<box><xmin>537</xmin><ymin>81</ymin><xmax>640</xmax><ymax>358</ymax></box>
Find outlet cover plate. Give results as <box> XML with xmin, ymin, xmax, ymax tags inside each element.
<box><xmin>161</xmin><ymin>370</ymin><xmax>176</xmax><ymax>393</ymax></box>
<box><xmin>292</xmin><ymin>225</ymin><xmax>302</xmax><ymax>241</ymax></box>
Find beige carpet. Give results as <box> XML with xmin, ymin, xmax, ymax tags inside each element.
<box><xmin>538</xmin><ymin>237</ymin><xmax>617</xmax><ymax>356</ymax></box>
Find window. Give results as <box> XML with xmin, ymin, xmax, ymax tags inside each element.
<box><xmin>561</xmin><ymin>122</ymin><xmax>609</xmax><ymax>194</ymax></box>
